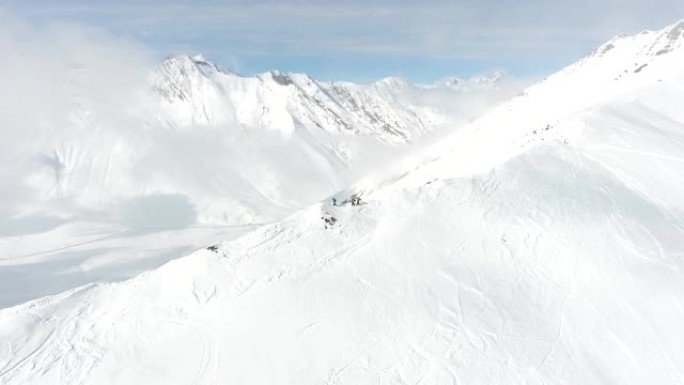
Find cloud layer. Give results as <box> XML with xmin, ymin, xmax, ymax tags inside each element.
<box><xmin>5</xmin><ymin>0</ymin><xmax>684</xmax><ymax>80</ymax></box>
<box><xmin>0</xmin><ymin>10</ymin><xmax>154</xmax><ymax>208</ymax></box>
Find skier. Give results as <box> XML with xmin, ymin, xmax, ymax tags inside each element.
<box><xmin>321</xmin><ymin>215</ymin><xmax>337</xmax><ymax>229</ymax></box>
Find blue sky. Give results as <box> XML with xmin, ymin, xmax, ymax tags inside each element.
<box><xmin>3</xmin><ymin>0</ymin><xmax>683</xmax><ymax>82</ymax></box>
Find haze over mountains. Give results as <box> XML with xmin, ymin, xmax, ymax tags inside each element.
<box><xmin>0</xmin><ymin>47</ymin><xmax>517</xmax><ymax>308</ymax></box>
<box><xmin>2</xmin><ymin>17</ymin><xmax>684</xmax><ymax>385</ymax></box>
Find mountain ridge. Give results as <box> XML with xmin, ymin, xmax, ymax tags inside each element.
<box><xmin>150</xmin><ymin>53</ymin><xmax>510</xmax><ymax>143</ymax></box>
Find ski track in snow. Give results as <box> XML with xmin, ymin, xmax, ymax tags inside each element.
<box><xmin>2</xmin><ymin>224</ymin><xmax>266</xmax><ymax>261</ymax></box>
<box><xmin>159</xmin><ymin>318</ymin><xmax>218</xmax><ymax>385</ymax></box>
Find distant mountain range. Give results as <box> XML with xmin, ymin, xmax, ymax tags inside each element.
<box><xmin>150</xmin><ymin>53</ymin><xmax>511</xmax><ymax>143</ymax></box>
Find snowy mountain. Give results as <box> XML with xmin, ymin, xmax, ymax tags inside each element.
<box><xmin>0</xmin><ymin>51</ymin><xmax>514</xmax><ymax>308</ymax></box>
<box><xmin>3</xmin><ymin>18</ymin><xmax>684</xmax><ymax>385</ymax></box>
<box><xmin>149</xmin><ymin>54</ymin><xmax>511</xmax><ymax>144</ymax></box>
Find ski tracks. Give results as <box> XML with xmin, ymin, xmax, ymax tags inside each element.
<box><xmin>0</xmin><ymin>300</ymin><xmax>107</xmax><ymax>385</ymax></box>
<box><xmin>160</xmin><ymin>317</ymin><xmax>219</xmax><ymax>385</ymax></box>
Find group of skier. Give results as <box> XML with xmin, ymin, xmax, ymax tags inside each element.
<box><xmin>331</xmin><ymin>193</ymin><xmax>362</xmax><ymax>207</ymax></box>
<box><xmin>324</xmin><ymin>193</ymin><xmax>362</xmax><ymax>229</ymax></box>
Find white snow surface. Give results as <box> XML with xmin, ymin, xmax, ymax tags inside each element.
<box><xmin>2</xmin><ymin>19</ymin><xmax>684</xmax><ymax>385</ymax></box>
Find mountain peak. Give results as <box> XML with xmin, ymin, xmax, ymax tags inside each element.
<box><xmin>431</xmin><ymin>71</ymin><xmax>505</xmax><ymax>90</ymax></box>
<box><xmin>374</xmin><ymin>76</ymin><xmax>410</xmax><ymax>91</ymax></box>
<box><xmin>190</xmin><ymin>54</ymin><xmax>208</xmax><ymax>62</ymax></box>
<box><xmin>651</xmin><ymin>19</ymin><xmax>684</xmax><ymax>55</ymax></box>
<box><xmin>436</xmin><ymin>76</ymin><xmax>464</xmax><ymax>88</ymax></box>
<box><xmin>593</xmin><ymin>19</ymin><xmax>684</xmax><ymax>59</ymax></box>
<box><xmin>151</xmin><ymin>54</ymin><xmax>231</xmax><ymax>104</ymax></box>
<box><xmin>160</xmin><ymin>53</ymin><xmax>230</xmax><ymax>77</ymax></box>
<box><xmin>266</xmin><ymin>70</ymin><xmax>294</xmax><ymax>86</ymax></box>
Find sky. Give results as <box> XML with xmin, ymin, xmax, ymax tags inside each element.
<box><xmin>2</xmin><ymin>0</ymin><xmax>684</xmax><ymax>82</ymax></box>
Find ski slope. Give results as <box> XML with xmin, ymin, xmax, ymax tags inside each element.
<box><xmin>2</xmin><ymin>19</ymin><xmax>684</xmax><ymax>385</ymax></box>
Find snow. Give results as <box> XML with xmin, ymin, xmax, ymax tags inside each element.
<box><xmin>151</xmin><ymin>55</ymin><xmax>518</xmax><ymax>143</ymax></box>
<box><xmin>0</xmin><ymin>47</ymin><xmax>514</xmax><ymax>308</ymax></box>
<box><xmin>2</xmin><ymin>18</ymin><xmax>684</xmax><ymax>385</ymax></box>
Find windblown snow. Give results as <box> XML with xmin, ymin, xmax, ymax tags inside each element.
<box><xmin>2</xmin><ymin>19</ymin><xmax>684</xmax><ymax>385</ymax></box>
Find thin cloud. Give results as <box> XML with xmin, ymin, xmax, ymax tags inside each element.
<box><xmin>4</xmin><ymin>1</ymin><xmax>684</xmax><ymax>79</ymax></box>
<box><xmin>0</xmin><ymin>10</ymin><xmax>154</xmax><ymax>208</ymax></box>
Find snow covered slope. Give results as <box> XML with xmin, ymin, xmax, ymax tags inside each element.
<box><xmin>0</xmin><ymin>53</ymin><xmax>514</xmax><ymax>308</ymax></box>
<box><xmin>3</xmin><ymin>19</ymin><xmax>684</xmax><ymax>385</ymax></box>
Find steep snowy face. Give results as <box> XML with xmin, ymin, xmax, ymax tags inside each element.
<box><xmin>150</xmin><ymin>54</ymin><xmax>239</xmax><ymax>127</ymax></box>
<box><xmin>152</xmin><ymin>54</ymin><xmax>228</xmax><ymax>102</ymax></box>
<box><xmin>150</xmin><ymin>55</ymin><xmax>511</xmax><ymax>143</ymax></box>
<box><xmin>528</xmin><ymin>18</ymin><xmax>684</xmax><ymax>103</ymax></box>
<box><xmin>364</xmin><ymin>20</ymin><xmax>684</xmax><ymax>203</ymax></box>
<box><xmin>428</xmin><ymin>18</ymin><xmax>684</xmax><ymax>172</ymax></box>
<box><xmin>595</xmin><ymin>20</ymin><xmax>684</xmax><ymax>59</ymax></box>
